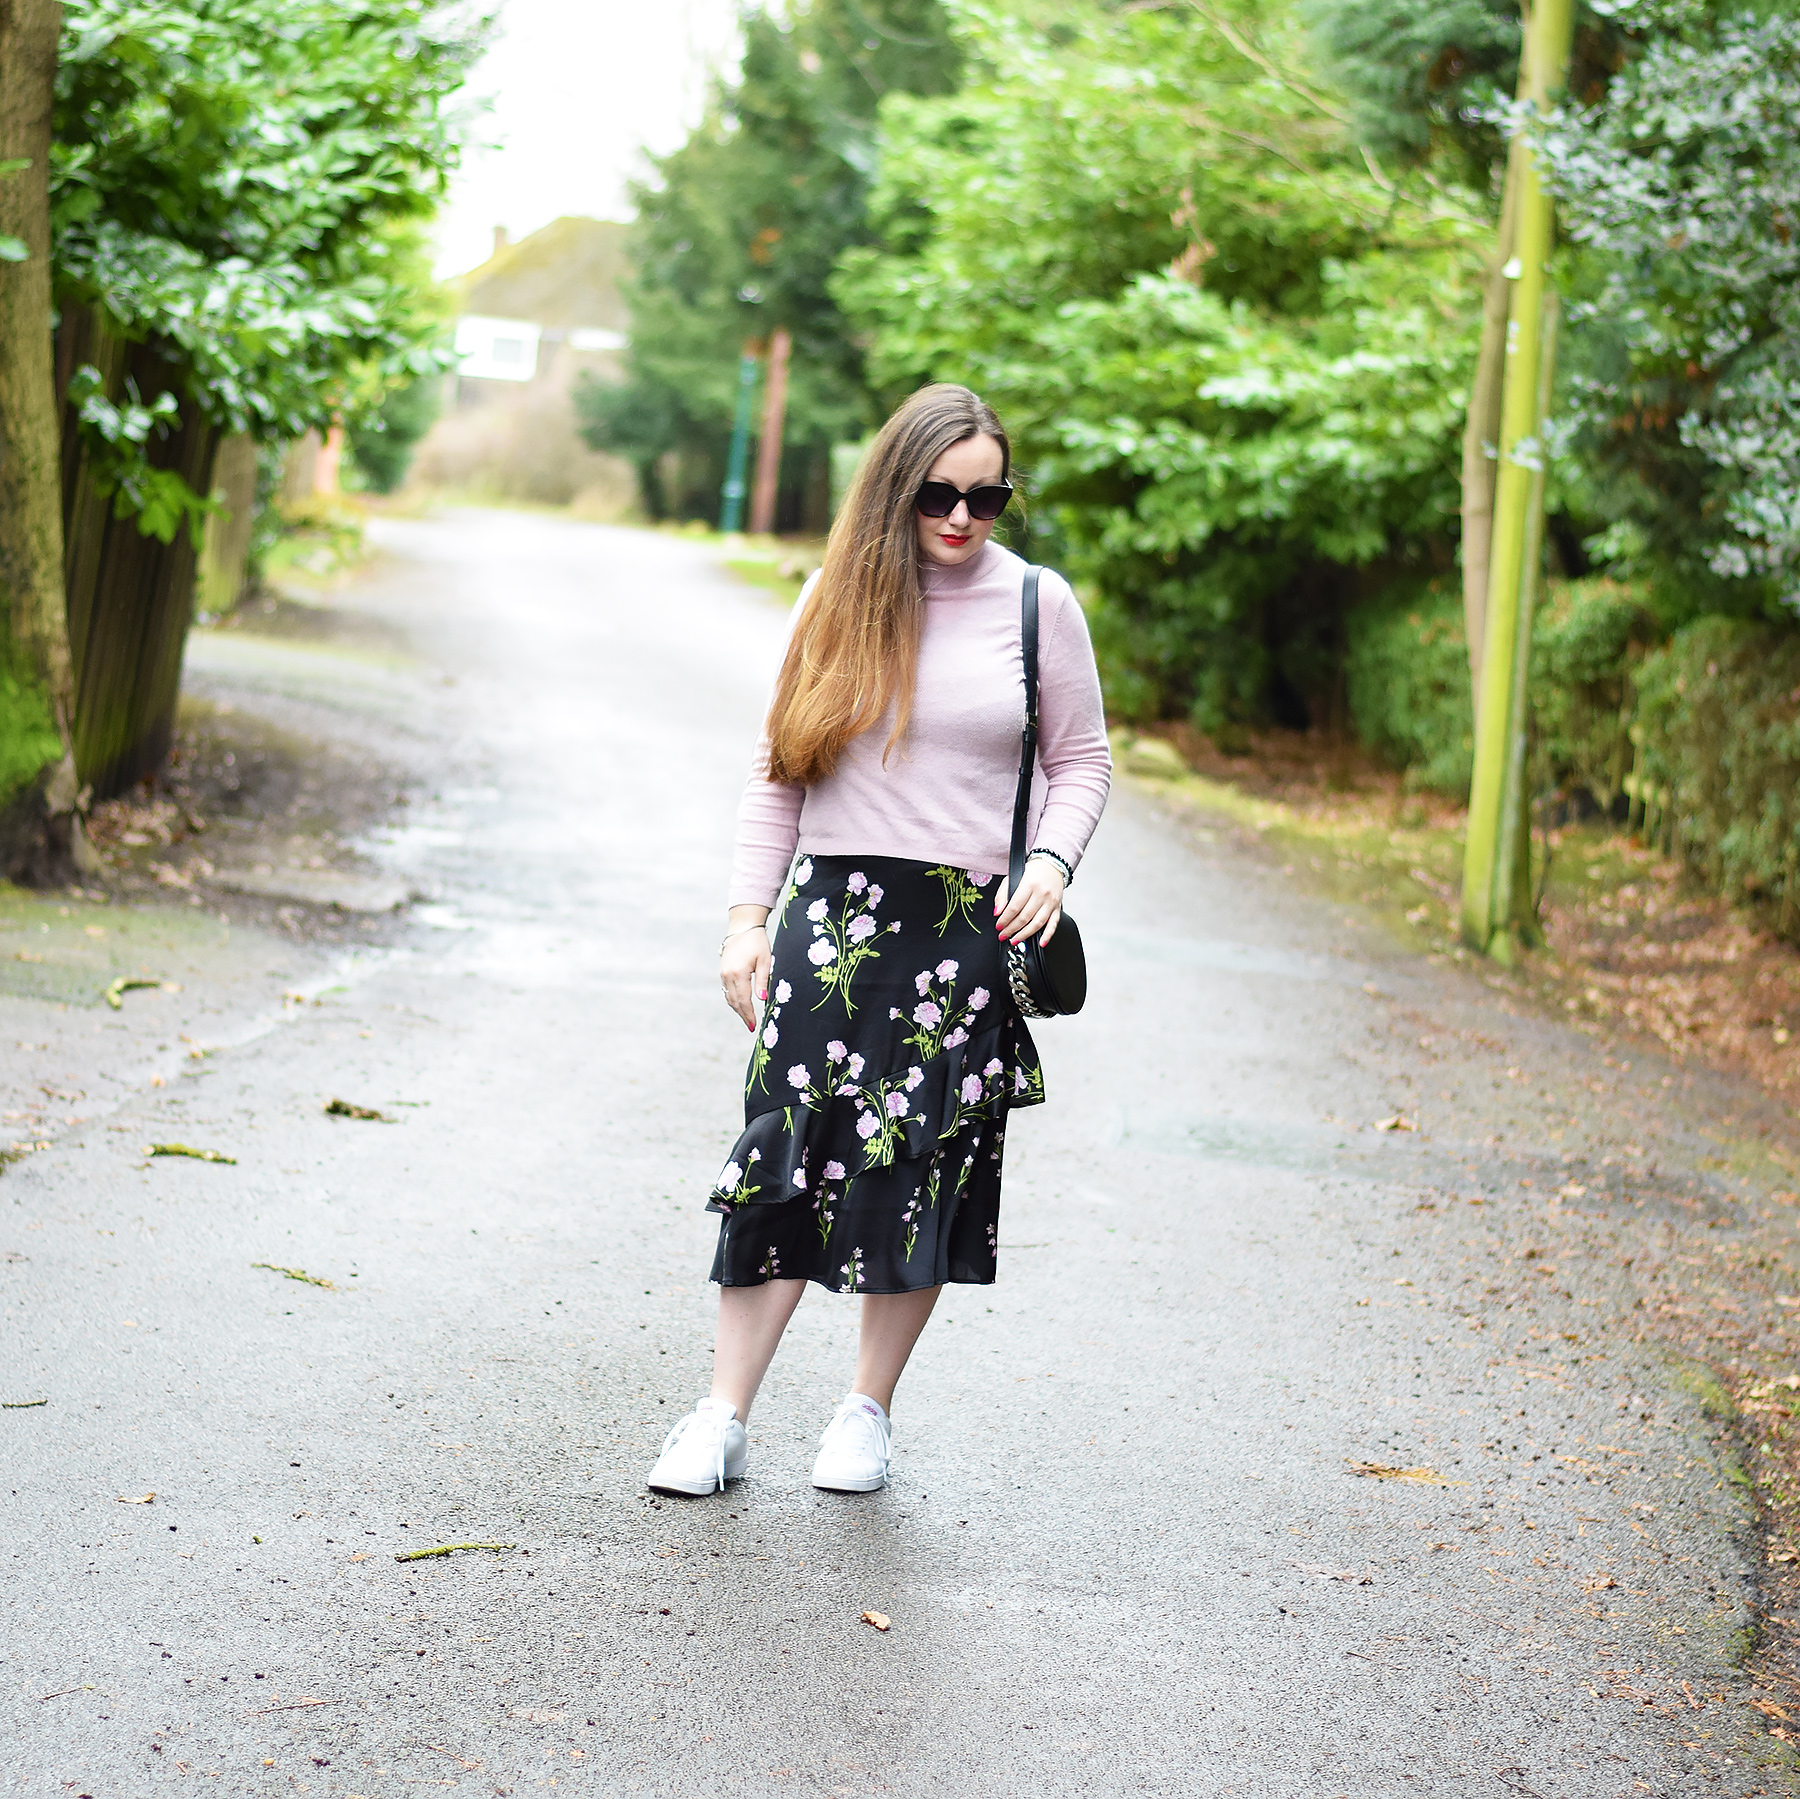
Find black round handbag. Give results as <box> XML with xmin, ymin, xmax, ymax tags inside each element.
<box><xmin>1003</xmin><ymin>567</ymin><xmax>1088</xmax><ymax>1019</ymax></box>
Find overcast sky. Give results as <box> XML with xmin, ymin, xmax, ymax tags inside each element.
<box><xmin>434</xmin><ymin>0</ymin><xmax>742</xmax><ymax>278</ymax></box>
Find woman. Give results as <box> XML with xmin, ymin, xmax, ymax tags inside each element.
<box><xmin>649</xmin><ymin>383</ymin><xmax>1111</xmax><ymax>1497</ymax></box>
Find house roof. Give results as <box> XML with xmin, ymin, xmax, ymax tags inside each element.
<box><xmin>452</xmin><ymin>216</ymin><xmax>630</xmax><ymax>333</ymax></box>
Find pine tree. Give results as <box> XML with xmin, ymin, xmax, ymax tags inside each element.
<box><xmin>576</xmin><ymin>1</ymin><xmax>961</xmax><ymax>527</ymax></box>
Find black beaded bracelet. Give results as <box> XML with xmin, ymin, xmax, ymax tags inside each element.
<box><xmin>1026</xmin><ymin>847</ymin><xmax>1075</xmax><ymax>887</ymax></box>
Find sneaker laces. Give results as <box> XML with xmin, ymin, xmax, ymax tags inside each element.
<box><xmin>660</xmin><ymin>1404</ymin><xmax>732</xmax><ymax>1493</ymax></box>
<box><xmin>822</xmin><ymin>1400</ymin><xmax>886</xmax><ymax>1461</ymax></box>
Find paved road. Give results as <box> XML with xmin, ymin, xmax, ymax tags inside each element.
<box><xmin>1</xmin><ymin>510</ymin><xmax>1778</xmax><ymax>1796</ymax></box>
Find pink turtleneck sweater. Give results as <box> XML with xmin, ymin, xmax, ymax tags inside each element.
<box><xmin>729</xmin><ymin>541</ymin><xmax>1112</xmax><ymax>909</ymax></box>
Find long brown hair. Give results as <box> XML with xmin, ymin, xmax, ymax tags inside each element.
<box><xmin>765</xmin><ymin>383</ymin><xmax>1011</xmax><ymax>786</ymax></box>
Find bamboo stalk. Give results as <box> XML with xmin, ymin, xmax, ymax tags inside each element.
<box><xmin>1461</xmin><ymin>144</ymin><xmax>1524</xmax><ymax>692</ymax></box>
<box><xmin>1461</xmin><ymin>0</ymin><xmax>1576</xmax><ymax>955</ymax></box>
<box><xmin>1487</xmin><ymin>291</ymin><xmax>1559</xmax><ymax>963</ymax></box>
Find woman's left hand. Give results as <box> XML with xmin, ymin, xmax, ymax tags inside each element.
<box><xmin>994</xmin><ymin>857</ymin><xmax>1066</xmax><ymax>947</ymax></box>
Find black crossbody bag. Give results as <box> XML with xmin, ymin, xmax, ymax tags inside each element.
<box><xmin>1004</xmin><ymin>566</ymin><xmax>1088</xmax><ymax>1018</ymax></box>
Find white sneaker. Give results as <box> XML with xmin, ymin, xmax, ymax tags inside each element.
<box><xmin>811</xmin><ymin>1394</ymin><xmax>891</xmax><ymax>1492</ymax></box>
<box><xmin>647</xmin><ymin>1399</ymin><xmax>747</xmax><ymax>1496</ymax></box>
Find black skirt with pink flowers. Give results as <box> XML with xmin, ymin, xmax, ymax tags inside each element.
<box><xmin>707</xmin><ymin>854</ymin><xmax>1044</xmax><ymax>1293</ymax></box>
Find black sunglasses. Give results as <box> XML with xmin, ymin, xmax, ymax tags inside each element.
<box><xmin>914</xmin><ymin>478</ymin><xmax>1013</xmax><ymax>522</ymax></box>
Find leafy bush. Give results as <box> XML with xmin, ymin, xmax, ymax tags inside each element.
<box><xmin>1530</xmin><ymin>578</ymin><xmax>1656</xmax><ymax>812</ymax></box>
<box><xmin>347</xmin><ymin>375</ymin><xmax>442</xmax><ymax>495</ymax></box>
<box><xmin>1344</xmin><ymin>583</ymin><xmax>1474</xmax><ymax>793</ymax></box>
<box><xmin>1546</xmin><ymin>10</ymin><xmax>1800</xmax><ymax>614</ymax></box>
<box><xmin>1632</xmin><ymin>619</ymin><xmax>1800</xmax><ymax>926</ymax></box>
<box><xmin>1347</xmin><ymin>576</ymin><xmax>1800</xmax><ymax>941</ymax></box>
<box><xmin>1346</xmin><ymin>576</ymin><xmax>1653</xmax><ymax>807</ymax></box>
<box><xmin>0</xmin><ymin>647</ymin><xmax>65</xmax><ymax>810</ymax></box>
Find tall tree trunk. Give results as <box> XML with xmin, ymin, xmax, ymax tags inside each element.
<box><xmin>55</xmin><ymin>305</ymin><xmax>220</xmax><ymax>800</ymax></box>
<box><xmin>0</xmin><ymin>0</ymin><xmax>89</xmax><ymax>883</ymax></box>
<box><xmin>196</xmin><ymin>432</ymin><xmax>258</xmax><ymax>618</ymax></box>
<box><xmin>1459</xmin><ymin>153</ymin><xmax>1521</xmax><ymax>694</ymax></box>
<box><xmin>748</xmin><ymin>325</ymin><xmax>791</xmax><ymax>537</ymax></box>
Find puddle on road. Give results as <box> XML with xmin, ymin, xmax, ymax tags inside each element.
<box><xmin>1099</xmin><ymin>1106</ymin><xmax>1359</xmax><ymax>1173</ymax></box>
<box><xmin>1089</xmin><ymin>929</ymin><xmax>1371</xmax><ymax>987</ymax></box>
<box><xmin>359</xmin><ymin>822</ymin><xmax>467</xmax><ymax>861</ymax></box>
<box><xmin>414</xmin><ymin>904</ymin><xmax>479</xmax><ymax>931</ymax></box>
<box><xmin>209</xmin><ymin>864</ymin><xmax>408</xmax><ymax>913</ymax></box>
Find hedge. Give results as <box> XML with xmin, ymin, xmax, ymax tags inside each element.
<box><xmin>1344</xmin><ymin>581</ymin><xmax>1800</xmax><ymax>938</ymax></box>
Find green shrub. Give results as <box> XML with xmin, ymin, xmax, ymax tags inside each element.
<box><xmin>0</xmin><ymin>648</ymin><xmax>64</xmax><ymax>810</ymax></box>
<box><xmin>1530</xmin><ymin>578</ymin><xmax>1657</xmax><ymax>813</ymax></box>
<box><xmin>1344</xmin><ymin>581</ymin><xmax>1474</xmax><ymax>794</ymax></box>
<box><xmin>347</xmin><ymin>375</ymin><xmax>441</xmax><ymax>495</ymax></box>
<box><xmin>1632</xmin><ymin>618</ymin><xmax>1800</xmax><ymax>927</ymax></box>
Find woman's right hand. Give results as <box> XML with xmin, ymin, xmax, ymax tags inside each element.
<box><xmin>721</xmin><ymin>911</ymin><xmax>772</xmax><ymax>1031</ymax></box>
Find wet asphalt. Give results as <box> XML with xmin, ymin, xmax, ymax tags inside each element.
<box><xmin>0</xmin><ymin>509</ymin><xmax>1785</xmax><ymax>1796</ymax></box>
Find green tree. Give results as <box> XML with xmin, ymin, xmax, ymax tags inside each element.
<box><xmin>53</xmin><ymin>0</ymin><xmax>476</xmax><ymax>486</ymax></box>
<box><xmin>577</xmin><ymin>0</ymin><xmax>961</xmax><ymax>526</ymax></box>
<box><xmin>42</xmin><ymin>0</ymin><xmax>478</xmax><ymax>795</ymax></box>
<box><xmin>346</xmin><ymin>374</ymin><xmax>443</xmax><ymax>496</ymax></box>
<box><xmin>837</xmin><ymin>0</ymin><xmax>1486</xmax><ymax>732</ymax></box>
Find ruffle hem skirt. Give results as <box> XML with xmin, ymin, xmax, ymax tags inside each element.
<box><xmin>707</xmin><ymin>854</ymin><xmax>1043</xmax><ymax>1293</ymax></box>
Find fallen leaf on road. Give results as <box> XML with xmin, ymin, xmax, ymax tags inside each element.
<box><xmin>2</xmin><ymin>1398</ymin><xmax>47</xmax><ymax>1408</ymax></box>
<box><xmin>252</xmin><ymin>1262</ymin><xmax>335</xmax><ymax>1289</ymax></box>
<box><xmin>147</xmin><ymin>1143</ymin><xmax>236</xmax><ymax>1164</ymax></box>
<box><xmin>1346</xmin><ymin>1460</ymin><xmax>1465</xmax><ymax>1486</ymax></box>
<box><xmin>394</xmin><ymin>1541</ymin><xmax>515</xmax><ymax>1563</ymax></box>
<box><xmin>1771</xmin><ymin>1725</ymin><xmax>1800</xmax><ymax>1745</ymax></box>
<box><xmin>1373</xmin><ymin>1115</ymin><xmax>1416</xmax><ymax>1132</ymax></box>
<box><xmin>104</xmin><ymin>977</ymin><xmax>178</xmax><ymax>1009</ymax></box>
<box><xmin>116</xmin><ymin>1493</ymin><xmax>155</xmax><ymax>1504</ymax></box>
<box><xmin>1750</xmin><ymin>1699</ymin><xmax>1792</xmax><ymax>1721</ymax></box>
<box><xmin>324</xmin><ymin>1099</ymin><xmax>392</xmax><ymax>1122</ymax></box>
<box><xmin>1293</xmin><ymin>1563</ymin><xmax>1374</xmax><ymax>1585</ymax></box>
<box><xmin>425</xmin><ymin>1746</ymin><xmax>484</xmax><ymax>1771</ymax></box>
<box><xmin>861</xmin><ymin>1611</ymin><xmax>891</xmax><ymax>1632</ymax></box>
<box><xmin>1580</xmin><ymin>1573</ymin><xmax>1617</xmax><ymax>1593</ymax></box>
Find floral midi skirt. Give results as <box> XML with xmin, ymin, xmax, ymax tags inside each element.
<box><xmin>708</xmin><ymin>854</ymin><xmax>1044</xmax><ymax>1293</ymax></box>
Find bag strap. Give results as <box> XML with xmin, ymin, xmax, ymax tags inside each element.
<box><xmin>1007</xmin><ymin>566</ymin><xmax>1041</xmax><ymax>900</ymax></box>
